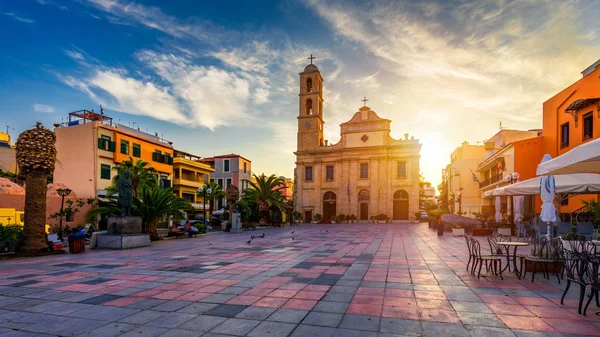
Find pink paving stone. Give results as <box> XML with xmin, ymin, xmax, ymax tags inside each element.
<box><xmin>23</xmin><ymin>282</ymin><xmax>54</xmax><ymax>288</ymax></box>
<box><xmin>175</xmin><ymin>292</ymin><xmax>211</xmax><ymax>302</ymax></box>
<box><xmin>487</xmin><ymin>303</ymin><xmax>535</xmax><ymax>316</ymax></box>
<box><xmin>418</xmin><ymin>309</ymin><xmax>461</xmax><ymax>323</ymax></box>
<box><xmin>55</xmin><ymin>283</ymin><xmax>89</xmax><ymax>292</ymax></box>
<box><xmin>478</xmin><ymin>294</ymin><xmax>519</xmax><ymax>305</ymax></box>
<box><xmin>526</xmin><ymin>306</ymin><xmax>582</xmax><ymax>319</ymax></box>
<box><xmin>268</xmin><ymin>289</ymin><xmax>299</xmax><ymax>298</ymax></box>
<box><xmin>384</xmin><ymin>297</ymin><xmax>416</xmax><ymax>307</ymax></box>
<box><xmin>513</xmin><ymin>297</ymin><xmax>558</xmax><ymax>307</ymax></box>
<box><xmin>103</xmin><ymin>296</ymin><xmax>145</xmax><ymax>307</ymax></box>
<box><xmin>544</xmin><ymin>318</ymin><xmax>600</xmax><ymax>336</ymax></box>
<box><xmin>282</xmin><ymin>299</ymin><xmax>318</xmax><ymax>311</ymax></box>
<box><xmin>352</xmin><ymin>295</ymin><xmax>384</xmax><ymax>305</ymax></box>
<box><xmin>152</xmin><ymin>290</ymin><xmax>188</xmax><ymax>300</ymax></box>
<box><xmin>255</xmin><ymin>282</ymin><xmax>282</xmax><ymax>289</ymax></box>
<box><xmin>279</xmin><ymin>283</ymin><xmax>307</xmax><ymax>291</ymax></box>
<box><xmin>385</xmin><ymin>289</ymin><xmax>413</xmax><ymax>298</ymax></box>
<box><xmin>346</xmin><ymin>303</ymin><xmax>383</xmax><ymax>317</ymax></box>
<box><xmin>219</xmin><ymin>280</ymin><xmax>241</xmax><ymax>286</ymax></box>
<box><xmin>155</xmin><ymin>283</ymin><xmax>180</xmax><ymax>291</ymax></box>
<box><xmin>497</xmin><ymin>315</ymin><xmax>556</xmax><ymax>332</ymax></box>
<box><xmin>91</xmin><ymin>286</ymin><xmax>126</xmax><ymax>294</ymax></box>
<box><xmin>414</xmin><ymin>291</ymin><xmax>446</xmax><ymax>300</ymax></box>
<box><xmin>416</xmin><ymin>299</ymin><xmax>453</xmax><ymax>310</ymax></box>
<box><xmin>356</xmin><ymin>287</ymin><xmax>386</xmax><ymax>296</ymax></box>
<box><xmin>177</xmin><ymin>284</ymin><xmax>205</xmax><ymax>292</ymax></box>
<box><xmin>303</xmin><ymin>285</ymin><xmax>330</xmax><ymax>292</ymax></box>
<box><xmin>387</xmin><ymin>277</ymin><xmax>412</xmax><ymax>284</ymax></box>
<box><xmin>226</xmin><ymin>295</ymin><xmax>262</xmax><ymax>306</ymax></box>
<box><xmin>131</xmin><ymin>289</ymin><xmax>163</xmax><ymax>297</ymax></box>
<box><xmin>253</xmin><ymin>297</ymin><xmax>289</xmax><ymax>308</ymax></box>
<box><xmin>382</xmin><ymin>306</ymin><xmax>420</xmax><ymax>320</ymax></box>
<box><xmin>201</xmin><ymin>285</ymin><xmax>226</xmax><ymax>293</ymax></box>
<box><xmin>242</xmin><ymin>288</ymin><xmax>273</xmax><ymax>297</ymax></box>
<box><xmin>363</xmin><ymin>276</ymin><xmax>386</xmax><ymax>282</ymax></box>
<box><xmin>293</xmin><ymin>291</ymin><xmax>325</xmax><ymax>301</ymax></box>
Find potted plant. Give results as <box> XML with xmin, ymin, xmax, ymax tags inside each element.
<box><xmin>497</xmin><ymin>225</ymin><xmax>511</xmax><ymax>236</ymax></box>
<box><xmin>376</xmin><ymin>213</ymin><xmax>387</xmax><ymax>224</ymax></box>
<box><xmin>452</xmin><ymin>225</ymin><xmax>465</xmax><ymax>236</ymax></box>
<box><xmin>312</xmin><ymin>213</ymin><xmax>322</xmax><ymax>224</ymax></box>
<box><xmin>0</xmin><ymin>224</ymin><xmax>24</xmax><ymax>254</ymax></box>
<box><xmin>370</xmin><ymin>216</ymin><xmax>375</xmax><ymax>224</ymax></box>
<box><xmin>330</xmin><ymin>215</ymin><xmax>337</xmax><ymax>224</ymax></box>
<box><xmin>338</xmin><ymin>214</ymin><xmax>346</xmax><ymax>224</ymax></box>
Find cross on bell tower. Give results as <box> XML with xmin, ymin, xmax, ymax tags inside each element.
<box><xmin>308</xmin><ymin>54</ymin><xmax>316</xmax><ymax>64</ymax></box>
<box><xmin>361</xmin><ymin>96</ymin><xmax>369</xmax><ymax>107</ymax></box>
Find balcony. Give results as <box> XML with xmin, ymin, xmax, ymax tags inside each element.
<box><xmin>479</xmin><ymin>173</ymin><xmax>503</xmax><ymax>189</ymax></box>
<box><xmin>173</xmin><ymin>178</ymin><xmax>204</xmax><ymax>189</ymax></box>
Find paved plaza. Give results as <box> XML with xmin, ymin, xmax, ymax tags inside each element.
<box><xmin>0</xmin><ymin>223</ymin><xmax>599</xmax><ymax>336</ymax></box>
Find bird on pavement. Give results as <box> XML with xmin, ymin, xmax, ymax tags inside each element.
<box><xmin>292</xmin><ymin>237</ymin><xmax>295</xmax><ymax>240</ymax></box>
<box><xmin>291</xmin><ymin>231</ymin><xmax>295</xmax><ymax>234</ymax></box>
<box><xmin>260</xmin><ymin>233</ymin><xmax>265</xmax><ymax>238</ymax></box>
<box><xmin>246</xmin><ymin>240</ymin><xmax>251</xmax><ymax>244</ymax></box>
<box><xmin>208</xmin><ymin>241</ymin><xmax>212</xmax><ymax>245</ymax></box>
<box><xmin>326</xmin><ymin>230</ymin><xmax>329</xmax><ymax>233</ymax></box>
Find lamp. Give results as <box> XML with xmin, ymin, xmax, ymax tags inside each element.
<box><xmin>56</xmin><ymin>188</ymin><xmax>72</xmax><ymax>240</ymax></box>
<box><xmin>198</xmin><ymin>187</ymin><xmax>212</xmax><ymax>223</ymax></box>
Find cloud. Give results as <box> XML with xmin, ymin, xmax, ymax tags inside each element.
<box><xmin>36</xmin><ymin>0</ymin><xmax>68</xmax><ymax>11</ymax></box>
<box><xmin>64</xmin><ymin>49</ymin><xmax>84</xmax><ymax>61</ymax></box>
<box><xmin>4</xmin><ymin>13</ymin><xmax>34</xmax><ymax>24</ymax></box>
<box><xmin>33</xmin><ymin>103</ymin><xmax>55</xmax><ymax>113</ymax></box>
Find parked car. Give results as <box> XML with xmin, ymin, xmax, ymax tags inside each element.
<box><xmin>420</xmin><ymin>211</ymin><xmax>428</xmax><ymax>221</ymax></box>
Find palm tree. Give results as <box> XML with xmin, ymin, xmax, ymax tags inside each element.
<box><xmin>242</xmin><ymin>174</ymin><xmax>285</xmax><ymax>225</ymax></box>
<box><xmin>15</xmin><ymin>123</ymin><xmax>56</xmax><ymax>253</ymax></box>
<box><xmin>200</xmin><ymin>182</ymin><xmax>226</xmax><ymax>217</ymax></box>
<box><xmin>106</xmin><ymin>157</ymin><xmax>157</xmax><ymax>197</ymax></box>
<box><xmin>134</xmin><ymin>187</ymin><xmax>193</xmax><ymax>241</ymax></box>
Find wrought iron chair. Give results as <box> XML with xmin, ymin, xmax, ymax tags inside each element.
<box><xmin>558</xmin><ymin>249</ymin><xmax>590</xmax><ymax>314</ymax></box>
<box><xmin>465</xmin><ymin>234</ymin><xmax>475</xmax><ymax>272</ymax></box>
<box><xmin>488</xmin><ymin>234</ymin><xmax>511</xmax><ymax>271</ymax></box>
<box><xmin>521</xmin><ymin>237</ymin><xmax>562</xmax><ymax>283</ymax></box>
<box><xmin>471</xmin><ymin>237</ymin><xmax>503</xmax><ymax>280</ymax></box>
<box><xmin>581</xmin><ymin>252</ymin><xmax>600</xmax><ymax>315</ymax></box>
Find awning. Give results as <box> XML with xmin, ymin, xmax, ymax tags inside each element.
<box><xmin>484</xmin><ymin>173</ymin><xmax>600</xmax><ymax>197</ymax></box>
<box><xmin>536</xmin><ymin>138</ymin><xmax>600</xmax><ymax>175</ymax></box>
<box><xmin>565</xmin><ymin>98</ymin><xmax>600</xmax><ymax>112</ymax></box>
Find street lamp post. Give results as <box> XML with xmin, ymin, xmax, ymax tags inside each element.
<box><xmin>56</xmin><ymin>188</ymin><xmax>72</xmax><ymax>240</ymax></box>
<box><xmin>198</xmin><ymin>187</ymin><xmax>212</xmax><ymax>224</ymax></box>
<box><xmin>505</xmin><ymin>172</ymin><xmax>520</xmax><ymax>226</ymax></box>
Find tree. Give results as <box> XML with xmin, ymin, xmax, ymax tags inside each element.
<box><xmin>106</xmin><ymin>157</ymin><xmax>157</xmax><ymax>197</ymax></box>
<box><xmin>48</xmin><ymin>197</ymin><xmax>95</xmax><ymax>234</ymax></box>
<box><xmin>200</xmin><ymin>182</ymin><xmax>226</xmax><ymax>216</ymax></box>
<box><xmin>226</xmin><ymin>185</ymin><xmax>239</xmax><ymax>223</ymax></box>
<box><xmin>15</xmin><ymin>123</ymin><xmax>56</xmax><ymax>253</ymax></box>
<box><xmin>134</xmin><ymin>187</ymin><xmax>193</xmax><ymax>240</ymax></box>
<box><xmin>242</xmin><ymin>174</ymin><xmax>285</xmax><ymax>225</ymax></box>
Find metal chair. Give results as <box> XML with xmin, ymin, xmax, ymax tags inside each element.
<box><xmin>521</xmin><ymin>237</ymin><xmax>562</xmax><ymax>283</ymax></box>
<box><xmin>464</xmin><ymin>234</ymin><xmax>475</xmax><ymax>272</ymax></box>
<box><xmin>558</xmin><ymin>249</ymin><xmax>591</xmax><ymax>314</ymax></box>
<box><xmin>471</xmin><ymin>237</ymin><xmax>503</xmax><ymax>280</ymax></box>
<box><xmin>581</xmin><ymin>252</ymin><xmax>600</xmax><ymax>315</ymax></box>
<box><xmin>577</xmin><ymin>222</ymin><xmax>594</xmax><ymax>240</ymax></box>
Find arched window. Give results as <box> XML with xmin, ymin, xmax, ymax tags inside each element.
<box><xmin>306</xmin><ymin>99</ymin><xmax>313</xmax><ymax>115</ymax></box>
<box><xmin>306</xmin><ymin>78</ymin><xmax>313</xmax><ymax>92</ymax></box>
<box><xmin>358</xmin><ymin>189</ymin><xmax>370</xmax><ymax>201</ymax></box>
<box><xmin>393</xmin><ymin>190</ymin><xmax>409</xmax><ymax>200</ymax></box>
<box><xmin>323</xmin><ymin>191</ymin><xmax>336</xmax><ymax>202</ymax></box>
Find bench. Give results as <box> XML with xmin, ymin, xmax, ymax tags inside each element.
<box><xmin>168</xmin><ymin>229</ymin><xmax>185</xmax><ymax>239</ymax></box>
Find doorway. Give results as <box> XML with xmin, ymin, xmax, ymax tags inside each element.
<box><xmin>358</xmin><ymin>189</ymin><xmax>370</xmax><ymax>221</ymax></box>
<box><xmin>360</xmin><ymin>203</ymin><xmax>369</xmax><ymax>221</ymax></box>
<box><xmin>304</xmin><ymin>210</ymin><xmax>312</xmax><ymax>223</ymax></box>
<box><xmin>322</xmin><ymin>191</ymin><xmax>337</xmax><ymax>221</ymax></box>
<box><xmin>393</xmin><ymin>190</ymin><xmax>409</xmax><ymax>220</ymax></box>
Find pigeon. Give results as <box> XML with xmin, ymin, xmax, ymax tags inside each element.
<box><xmin>208</xmin><ymin>241</ymin><xmax>212</xmax><ymax>245</ymax></box>
<box><xmin>251</xmin><ymin>235</ymin><xmax>255</xmax><ymax>239</ymax></box>
<box><xmin>246</xmin><ymin>240</ymin><xmax>252</xmax><ymax>244</ymax></box>
<box><xmin>291</xmin><ymin>231</ymin><xmax>295</xmax><ymax>234</ymax></box>
<box><xmin>260</xmin><ymin>233</ymin><xmax>265</xmax><ymax>238</ymax></box>
<box><xmin>326</xmin><ymin>230</ymin><xmax>329</xmax><ymax>233</ymax></box>
<box><xmin>292</xmin><ymin>237</ymin><xmax>295</xmax><ymax>241</ymax></box>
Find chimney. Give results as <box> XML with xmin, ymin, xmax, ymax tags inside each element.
<box><xmin>404</xmin><ymin>133</ymin><xmax>409</xmax><ymax>140</ymax></box>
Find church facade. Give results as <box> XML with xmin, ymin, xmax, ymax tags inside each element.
<box><xmin>294</xmin><ymin>61</ymin><xmax>422</xmax><ymax>223</ymax></box>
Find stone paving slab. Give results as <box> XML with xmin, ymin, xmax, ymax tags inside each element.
<box><xmin>1</xmin><ymin>223</ymin><xmax>600</xmax><ymax>336</ymax></box>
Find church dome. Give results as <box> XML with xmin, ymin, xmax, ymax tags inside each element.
<box><xmin>304</xmin><ymin>64</ymin><xmax>319</xmax><ymax>73</ymax></box>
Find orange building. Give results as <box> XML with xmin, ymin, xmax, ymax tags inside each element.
<box><xmin>542</xmin><ymin>59</ymin><xmax>600</xmax><ymax>212</ymax></box>
<box><xmin>54</xmin><ymin>110</ymin><xmax>174</xmax><ymax>199</ymax></box>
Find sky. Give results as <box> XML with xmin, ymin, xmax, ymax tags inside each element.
<box><xmin>1</xmin><ymin>0</ymin><xmax>600</xmax><ymax>189</ymax></box>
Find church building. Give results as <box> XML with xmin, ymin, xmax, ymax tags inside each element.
<box><xmin>294</xmin><ymin>59</ymin><xmax>422</xmax><ymax>223</ymax></box>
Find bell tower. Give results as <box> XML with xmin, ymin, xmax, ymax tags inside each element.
<box><xmin>297</xmin><ymin>54</ymin><xmax>324</xmax><ymax>152</ymax></box>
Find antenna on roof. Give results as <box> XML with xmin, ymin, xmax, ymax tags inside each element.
<box><xmin>100</xmin><ymin>105</ymin><xmax>104</xmax><ymax>115</ymax></box>
<box><xmin>499</xmin><ymin>121</ymin><xmax>504</xmax><ymax>130</ymax></box>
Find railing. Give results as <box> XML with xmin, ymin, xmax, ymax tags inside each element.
<box><xmin>479</xmin><ymin>173</ymin><xmax>503</xmax><ymax>189</ymax></box>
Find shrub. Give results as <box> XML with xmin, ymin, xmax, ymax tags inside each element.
<box><xmin>194</xmin><ymin>224</ymin><xmax>207</xmax><ymax>234</ymax></box>
<box><xmin>562</xmin><ymin>232</ymin><xmax>586</xmax><ymax>241</ymax></box>
<box><xmin>415</xmin><ymin>212</ymin><xmax>422</xmax><ymax>220</ymax></box>
<box><xmin>338</xmin><ymin>214</ymin><xmax>346</xmax><ymax>222</ymax></box>
<box><xmin>330</xmin><ymin>215</ymin><xmax>337</xmax><ymax>222</ymax></box>
<box><xmin>0</xmin><ymin>224</ymin><xmax>25</xmax><ymax>245</ymax></box>
<box><xmin>314</xmin><ymin>213</ymin><xmax>322</xmax><ymax>221</ymax></box>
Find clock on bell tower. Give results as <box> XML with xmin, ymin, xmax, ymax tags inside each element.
<box><xmin>297</xmin><ymin>54</ymin><xmax>324</xmax><ymax>152</ymax></box>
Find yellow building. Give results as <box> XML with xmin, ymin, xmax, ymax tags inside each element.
<box><xmin>294</xmin><ymin>61</ymin><xmax>421</xmax><ymax>223</ymax></box>
<box><xmin>173</xmin><ymin>150</ymin><xmax>214</xmax><ymax>211</ymax></box>
<box><xmin>442</xmin><ymin>142</ymin><xmax>487</xmax><ymax>217</ymax></box>
<box><xmin>0</xmin><ymin>132</ymin><xmax>16</xmax><ymax>176</ymax></box>
<box><xmin>54</xmin><ymin>110</ymin><xmax>174</xmax><ymax>199</ymax></box>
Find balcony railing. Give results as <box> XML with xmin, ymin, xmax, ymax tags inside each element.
<box><xmin>479</xmin><ymin>173</ymin><xmax>503</xmax><ymax>189</ymax></box>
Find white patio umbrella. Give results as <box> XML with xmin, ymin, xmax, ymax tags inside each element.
<box><xmin>513</xmin><ymin>195</ymin><xmax>524</xmax><ymax>223</ymax></box>
<box><xmin>539</xmin><ymin>154</ymin><xmax>556</xmax><ymax>238</ymax></box>
<box><xmin>536</xmin><ymin>137</ymin><xmax>600</xmax><ymax>175</ymax></box>
<box><xmin>494</xmin><ymin>187</ymin><xmax>502</xmax><ymax>223</ymax></box>
<box><xmin>483</xmin><ymin>173</ymin><xmax>600</xmax><ymax>197</ymax></box>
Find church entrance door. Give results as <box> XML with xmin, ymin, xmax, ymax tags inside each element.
<box><xmin>304</xmin><ymin>210</ymin><xmax>312</xmax><ymax>223</ymax></box>
<box><xmin>393</xmin><ymin>190</ymin><xmax>409</xmax><ymax>220</ymax></box>
<box><xmin>322</xmin><ymin>192</ymin><xmax>337</xmax><ymax>222</ymax></box>
<box><xmin>360</xmin><ymin>203</ymin><xmax>369</xmax><ymax>221</ymax></box>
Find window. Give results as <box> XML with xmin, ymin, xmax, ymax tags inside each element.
<box><xmin>100</xmin><ymin>164</ymin><xmax>111</xmax><ymax>180</ymax></box>
<box><xmin>217</xmin><ymin>178</ymin><xmax>223</xmax><ymax>188</ymax></box>
<box><xmin>120</xmin><ymin>140</ymin><xmax>129</xmax><ymax>155</ymax></box>
<box><xmin>210</xmin><ymin>178</ymin><xmax>215</xmax><ymax>184</ymax></box>
<box><xmin>159</xmin><ymin>176</ymin><xmax>171</xmax><ymax>189</ymax></box>
<box><xmin>98</xmin><ymin>135</ymin><xmax>115</xmax><ymax>152</ymax></box>
<box><xmin>307</xmin><ymin>78</ymin><xmax>313</xmax><ymax>92</ymax></box>
<box><xmin>132</xmin><ymin>143</ymin><xmax>141</xmax><ymax>157</ymax></box>
<box><xmin>397</xmin><ymin>161</ymin><xmax>407</xmax><ymax>178</ymax></box>
<box><xmin>560</xmin><ymin>195</ymin><xmax>569</xmax><ymax>206</ymax></box>
<box><xmin>360</xmin><ymin>163</ymin><xmax>369</xmax><ymax>179</ymax></box>
<box><xmin>224</xmin><ymin>159</ymin><xmax>230</xmax><ymax>172</ymax></box>
<box><xmin>182</xmin><ymin>193</ymin><xmax>195</xmax><ymax>202</ymax></box>
<box><xmin>326</xmin><ymin>165</ymin><xmax>334</xmax><ymax>181</ymax></box>
<box><xmin>306</xmin><ymin>99</ymin><xmax>313</xmax><ymax>115</ymax></box>
<box><xmin>243</xmin><ymin>162</ymin><xmax>247</xmax><ymax>173</ymax></box>
<box><xmin>583</xmin><ymin>112</ymin><xmax>593</xmax><ymax>140</ymax></box>
<box><xmin>305</xmin><ymin>166</ymin><xmax>313</xmax><ymax>181</ymax></box>
<box><xmin>560</xmin><ymin>122</ymin><xmax>569</xmax><ymax>148</ymax></box>
<box><xmin>226</xmin><ymin>178</ymin><xmax>232</xmax><ymax>186</ymax></box>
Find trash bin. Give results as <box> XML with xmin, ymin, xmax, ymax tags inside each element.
<box><xmin>437</xmin><ymin>221</ymin><xmax>444</xmax><ymax>236</ymax></box>
<box><xmin>68</xmin><ymin>234</ymin><xmax>86</xmax><ymax>254</ymax></box>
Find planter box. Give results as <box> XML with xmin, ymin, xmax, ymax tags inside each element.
<box><xmin>524</xmin><ymin>260</ymin><xmax>563</xmax><ymax>273</ymax></box>
<box><xmin>311</xmin><ymin>221</ymin><xmax>318</xmax><ymax>224</ymax></box>
<box><xmin>497</xmin><ymin>228</ymin><xmax>512</xmax><ymax>236</ymax></box>
<box><xmin>472</xmin><ymin>228</ymin><xmax>493</xmax><ymax>236</ymax></box>
<box><xmin>452</xmin><ymin>228</ymin><xmax>465</xmax><ymax>236</ymax></box>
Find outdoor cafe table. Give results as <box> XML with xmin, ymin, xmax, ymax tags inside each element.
<box><xmin>496</xmin><ymin>241</ymin><xmax>530</xmax><ymax>279</ymax></box>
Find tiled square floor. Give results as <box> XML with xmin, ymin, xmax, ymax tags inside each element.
<box><xmin>1</xmin><ymin>223</ymin><xmax>599</xmax><ymax>336</ymax></box>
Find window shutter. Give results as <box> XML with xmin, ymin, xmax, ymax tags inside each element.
<box><xmin>109</xmin><ymin>141</ymin><xmax>116</xmax><ymax>152</ymax></box>
<box><xmin>97</xmin><ymin>138</ymin><xmax>103</xmax><ymax>149</ymax></box>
